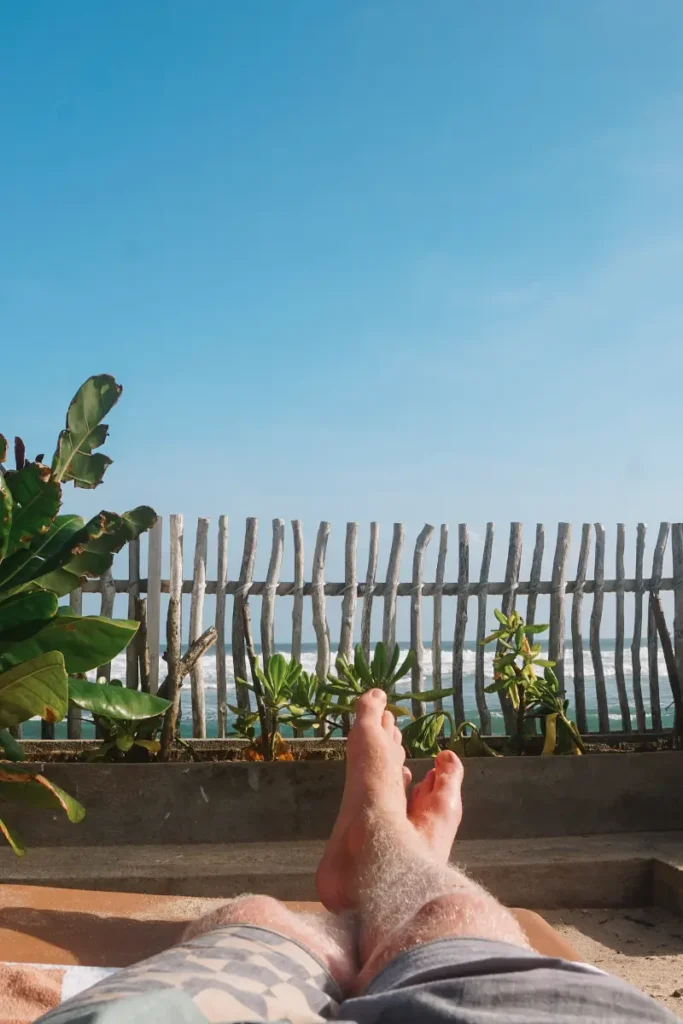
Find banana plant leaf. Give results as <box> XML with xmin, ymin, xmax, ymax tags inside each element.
<box><xmin>0</xmin><ymin>651</ymin><xmax>68</xmax><ymax>728</ymax></box>
<box><xmin>0</xmin><ymin>615</ymin><xmax>138</xmax><ymax>675</ymax></box>
<box><xmin>68</xmin><ymin>677</ymin><xmax>170</xmax><ymax>720</ymax></box>
<box><xmin>0</xmin><ymin>763</ymin><xmax>85</xmax><ymax>823</ymax></box>
<box><xmin>0</xmin><ymin>728</ymin><xmax>26</xmax><ymax>761</ymax></box>
<box><xmin>51</xmin><ymin>375</ymin><xmax>122</xmax><ymax>488</ymax></box>
<box><xmin>0</xmin><ymin>590</ymin><xmax>59</xmax><ymax>643</ymax></box>
<box><xmin>0</xmin><ymin>472</ymin><xmax>12</xmax><ymax>561</ymax></box>
<box><xmin>5</xmin><ymin>464</ymin><xmax>61</xmax><ymax>553</ymax></box>
<box><xmin>0</xmin><ymin>817</ymin><xmax>25</xmax><ymax>855</ymax></box>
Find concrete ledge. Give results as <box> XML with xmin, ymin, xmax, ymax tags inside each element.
<box><xmin>3</xmin><ymin>833</ymin><xmax>681</xmax><ymax>908</ymax></box>
<box><xmin>8</xmin><ymin>752</ymin><xmax>683</xmax><ymax>846</ymax></box>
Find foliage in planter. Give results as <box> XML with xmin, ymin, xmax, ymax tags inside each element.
<box><xmin>324</xmin><ymin>643</ymin><xmax>455</xmax><ymax>715</ymax></box>
<box><xmin>482</xmin><ymin>609</ymin><xmax>584</xmax><ymax>755</ymax></box>
<box><xmin>235</xmin><ymin>644</ymin><xmax>457</xmax><ymax>760</ymax></box>
<box><xmin>401</xmin><ymin>712</ymin><xmax>500</xmax><ymax>759</ymax></box>
<box><xmin>68</xmin><ymin>677</ymin><xmax>171</xmax><ymax>761</ymax></box>
<box><xmin>0</xmin><ymin>375</ymin><xmax>156</xmax><ymax>851</ymax></box>
<box><xmin>234</xmin><ymin>656</ymin><xmax>336</xmax><ymax>758</ymax></box>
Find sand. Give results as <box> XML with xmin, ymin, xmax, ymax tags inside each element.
<box><xmin>542</xmin><ymin>907</ymin><xmax>683</xmax><ymax>1017</ymax></box>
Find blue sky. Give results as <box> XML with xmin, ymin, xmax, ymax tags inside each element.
<box><xmin>2</xmin><ymin>1</ymin><xmax>683</xmax><ymax>635</ymax></box>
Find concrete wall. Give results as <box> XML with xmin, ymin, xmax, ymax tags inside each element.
<box><xmin>9</xmin><ymin>752</ymin><xmax>683</xmax><ymax>847</ymax></box>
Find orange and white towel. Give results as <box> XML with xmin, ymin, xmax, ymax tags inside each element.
<box><xmin>0</xmin><ymin>962</ymin><xmax>116</xmax><ymax>1024</ymax></box>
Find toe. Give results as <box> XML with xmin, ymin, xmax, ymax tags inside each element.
<box><xmin>355</xmin><ymin>688</ymin><xmax>387</xmax><ymax>726</ymax></box>
<box><xmin>434</xmin><ymin>750</ymin><xmax>464</xmax><ymax>787</ymax></box>
<box><xmin>403</xmin><ymin>766</ymin><xmax>412</xmax><ymax>789</ymax></box>
<box><xmin>382</xmin><ymin>709</ymin><xmax>395</xmax><ymax>732</ymax></box>
<box><xmin>414</xmin><ymin>767</ymin><xmax>436</xmax><ymax>799</ymax></box>
<box><xmin>393</xmin><ymin>724</ymin><xmax>403</xmax><ymax>744</ymax></box>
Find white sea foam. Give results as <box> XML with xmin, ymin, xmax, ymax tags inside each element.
<box><xmin>90</xmin><ymin>644</ymin><xmax>674</xmax><ymax>725</ymax></box>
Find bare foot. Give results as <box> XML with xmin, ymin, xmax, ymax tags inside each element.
<box><xmin>316</xmin><ymin>689</ymin><xmax>409</xmax><ymax>912</ymax></box>
<box><xmin>407</xmin><ymin>750</ymin><xmax>464</xmax><ymax>863</ymax></box>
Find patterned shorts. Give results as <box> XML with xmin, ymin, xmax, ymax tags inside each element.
<box><xmin>36</xmin><ymin>925</ymin><xmax>341</xmax><ymax>1024</ymax></box>
<box><xmin>35</xmin><ymin>929</ymin><xmax>676</xmax><ymax>1024</ymax></box>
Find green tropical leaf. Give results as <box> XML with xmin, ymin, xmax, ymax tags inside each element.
<box><xmin>115</xmin><ymin>733</ymin><xmax>135</xmax><ymax>752</ymax></box>
<box><xmin>402</xmin><ymin>712</ymin><xmax>444</xmax><ymax>757</ymax></box>
<box><xmin>391</xmin><ymin>649</ymin><xmax>415</xmax><ymax>684</ymax></box>
<box><xmin>0</xmin><ymin>472</ymin><xmax>13</xmax><ymax>562</ymax></box>
<box><xmin>0</xmin><ymin>728</ymin><xmax>26</xmax><ymax>761</ymax></box>
<box><xmin>69</xmin><ymin>677</ymin><xmax>170</xmax><ymax>720</ymax></box>
<box><xmin>524</xmin><ymin>623</ymin><xmax>549</xmax><ymax>634</ymax></box>
<box><xmin>485</xmin><ymin>677</ymin><xmax>514</xmax><ymax>694</ymax></box>
<box><xmin>0</xmin><ymin>590</ymin><xmax>59</xmax><ymax>644</ymax></box>
<box><xmin>134</xmin><ymin>738</ymin><xmax>160</xmax><ymax>753</ymax></box>
<box><xmin>372</xmin><ymin>642</ymin><xmax>388</xmax><ymax>683</ymax></box>
<box><xmin>0</xmin><ymin>816</ymin><xmax>25</xmax><ymax>855</ymax></box>
<box><xmin>0</xmin><ymin>435</ymin><xmax>7</xmax><ymax>464</ymax></box>
<box><xmin>5</xmin><ymin>464</ymin><xmax>61</xmax><ymax>554</ymax></box>
<box><xmin>0</xmin><ymin>651</ymin><xmax>68</xmax><ymax>728</ymax></box>
<box><xmin>0</xmin><ymin>729</ymin><xmax>25</xmax><ymax>761</ymax></box>
<box><xmin>0</xmin><ymin>763</ymin><xmax>85</xmax><ymax>823</ymax></box>
<box><xmin>268</xmin><ymin>654</ymin><xmax>287</xmax><ymax>690</ymax></box>
<box><xmin>494</xmin><ymin>608</ymin><xmax>508</xmax><ymax>626</ymax></box>
<box><xmin>535</xmin><ymin>659</ymin><xmax>556</xmax><ymax>669</ymax></box>
<box><xmin>353</xmin><ymin>646</ymin><xmax>373</xmax><ymax>688</ymax></box>
<box><xmin>388</xmin><ymin>643</ymin><xmax>400</xmax><ymax>678</ymax></box>
<box><xmin>400</xmin><ymin>687</ymin><xmax>456</xmax><ymax>702</ymax></box>
<box><xmin>51</xmin><ymin>375</ymin><xmax>122</xmax><ymax>487</ymax></box>
<box><xmin>0</xmin><ymin>615</ymin><xmax>138</xmax><ymax>674</ymax></box>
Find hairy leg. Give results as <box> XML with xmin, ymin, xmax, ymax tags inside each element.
<box><xmin>355</xmin><ymin>822</ymin><xmax>528</xmax><ymax>990</ymax></box>
<box><xmin>316</xmin><ymin>689</ymin><xmax>528</xmax><ymax>994</ymax></box>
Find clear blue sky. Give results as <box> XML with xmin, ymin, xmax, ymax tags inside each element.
<box><xmin>2</xmin><ymin>1</ymin><xmax>683</xmax><ymax>631</ymax></box>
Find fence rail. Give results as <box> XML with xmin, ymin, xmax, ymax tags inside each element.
<box><xmin>60</xmin><ymin>518</ymin><xmax>683</xmax><ymax>742</ymax></box>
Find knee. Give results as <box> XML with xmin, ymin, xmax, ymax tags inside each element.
<box><xmin>409</xmin><ymin>892</ymin><xmax>489</xmax><ymax>934</ymax></box>
<box><xmin>181</xmin><ymin>894</ymin><xmax>287</xmax><ymax>941</ymax></box>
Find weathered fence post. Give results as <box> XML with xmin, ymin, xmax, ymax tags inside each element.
<box><xmin>339</xmin><ymin>522</ymin><xmax>359</xmax><ymax>663</ymax></box>
<box><xmin>498</xmin><ymin>523</ymin><xmax>523</xmax><ymax>734</ymax></box>
<box><xmin>360</xmin><ymin>523</ymin><xmax>380</xmax><ymax>659</ymax></box>
<box><xmin>383</xmin><ymin>524</ymin><xmax>404</xmax><ymax>654</ymax></box>
<box><xmin>189</xmin><ymin>517</ymin><xmax>209</xmax><ymax>738</ymax></box>
<box><xmin>452</xmin><ymin>525</ymin><xmax>469</xmax><ymax>725</ymax></box>
<box><xmin>215</xmin><ymin>515</ymin><xmax>229</xmax><ymax>738</ymax></box>
<box><xmin>432</xmin><ymin>524</ymin><xmax>449</xmax><ymax>711</ymax></box>
<box><xmin>312</xmin><ymin>522</ymin><xmax>331</xmax><ymax>681</ymax></box>
<box><xmin>526</xmin><ymin>525</ymin><xmax>544</xmax><ymax>627</ymax></box>
<box><xmin>614</xmin><ymin>523</ymin><xmax>631</xmax><ymax>731</ymax></box>
<box><xmin>631</xmin><ymin>523</ymin><xmax>647</xmax><ymax>732</ymax></box>
<box><xmin>67</xmin><ymin>587</ymin><xmax>83</xmax><ymax>739</ymax></box>
<box><xmin>648</xmin><ymin>523</ymin><xmax>670</xmax><ymax>731</ymax></box>
<box><xmin>410</xmin><ymin>524</ymin><xmax>434</xmax><ymax>718</ymax></box>
<box><xmin>571</xmin><ymin>523</ymin><xmax>591</xmax><ymax>734</ymax></box>
<box><xmin>261</xmin><ymin>518</ymin><xmax>285</xmax><ymax>665</ymax></box>
<box><xmin>147</xmin><ymin>516</ymin><xmax>163</xmax><ymax>695</ymax></box>
<box><xmin>291</xmin><ymin>520</ymin><xmax>304</xmax><ymax>663</ymax></box>
<box><xmin>548</xmin><ymin>523</ymin><xmax>571</xmax><ymax>694</ymax></box>
<box><xmin>590</xmin><ymin>523</ymin><xmax>609</xmax><ymax>733</ymax></box>
<box><xmin>126</xmin><ymin>537</ymin><xmax>141</xmax><ymax>689</ymax></box>
<box><xmin>474</xmin><ymin>523</ymin><xmax>494</xmax><ymax>734</ymax></box>
<box><xmin>160</xmin><ymin>514</ymin><xmax>183</xmax><ymax>757</ymax></box>
<box><xmin>232</xmin><ymin>518</ymin><xmax>258</xmax><ymax>711</ymax></box>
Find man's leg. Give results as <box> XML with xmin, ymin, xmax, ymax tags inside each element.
<box><xmin>318</xmin><ymin>688</ymin><xmax>676</xmax><ymax>1022</ymax></box>
<box><xmin>316</xmin><ymin>688</ymin><xmax>526</xmax><ymax>984</ymax></box>
<box><xmin>37</xmin><ymin>895</ymin><xmax>356</xmax><ymax>1024</ymax></box>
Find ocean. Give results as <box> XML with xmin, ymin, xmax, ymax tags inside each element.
<box><xmin>20</xmin><ymin>641</ymin><xmax>676</xmax><ymax>740</ymax></box>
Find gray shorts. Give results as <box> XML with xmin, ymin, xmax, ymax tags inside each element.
<box><xmin>36</xmin><ymin>923</ymin><xmax>677</xmax><ymax>1024</ymax></box>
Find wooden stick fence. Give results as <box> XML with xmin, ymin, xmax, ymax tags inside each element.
<box><xmin>67</xmin><ymin>518</ymin><xmax>683</xmax><ymax>742</ymax></box>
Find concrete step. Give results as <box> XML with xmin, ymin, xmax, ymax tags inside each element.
<box><xmin>2</xmin><ymin>832</ymin><xmax>682</xmax><ymax>907</ymax></box>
